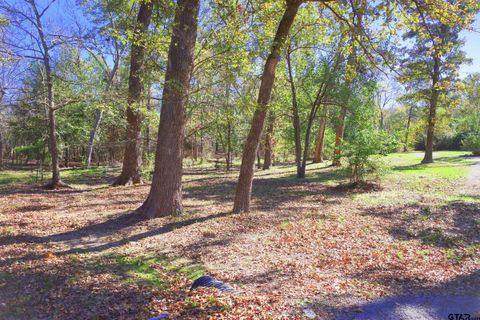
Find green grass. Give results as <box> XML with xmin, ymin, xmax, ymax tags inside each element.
<box><xmin>0</xmin><ymin>167</ymin><xmax>114</xmax><ymax>187</ymax></box>
<box><xmin>111</xmin><ymin>254</ymin><xmax>206</xmax><ymax>290</ymax></box>
<box><xmin>0</xmin><ymin>170</ymin><xmax>37</xmax><ymax>185</ymax></box>
<box><xmin>352</xmin><ymin>151</ymin><xmax>476</xmax><ymax>205</ymax></box>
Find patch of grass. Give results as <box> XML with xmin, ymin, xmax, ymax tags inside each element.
<box><xmin>165</xmin><ymin>258</ymin><xmax>206</xmax><ymax>280</ymax></box>
<box><xmin>114</xmin><ymin>255</ymin><xmax>167</xmax><ymax>289</ymax></box>
<box><xmin>278</xmin><ymin>220</ymin><xmax>291</xmax><ymax>230</ymax></box>
<box><xmin>0</xmin><ymin>170</ymin><xmax>36</xmax><ymax>185</ymax></box>
<box><xmin>112</xmin><ymin>254</ymin><xmax>206</xmax><ymax>286</ymax></box>
<box><xmin>0</xmin><ymin>167</ymin><xmax>115</xmax><ymax>187</ymax></box>
<box><xmin>418</xmin><ymin>228</ymin><xmax>458</xmax><ymax>248</ymax></box>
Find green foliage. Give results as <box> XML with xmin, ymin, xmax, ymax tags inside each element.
<box><xmin>14</xmin><ymin>141</ymin><xmax>46</xmax><ymax>158</ymax></box>
<box><xmin>342</xmin><ymin>81</ymin><xmax>399</xmax><ymax>183</ymax></box>
<box><xmin>343</xmin><ymin>129</ymin><xmax>395</xmax><ymax>183</ymax></box>
<box><xmin>462</xmin><ymin>132</ymin><xmax>480</xmax><ymax>156</ymax></box>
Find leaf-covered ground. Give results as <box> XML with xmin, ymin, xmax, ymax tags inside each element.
<box><xmin>0</xmin><ymin>151</ymin><xmax>478</xmax><ymax>319</ymax></box>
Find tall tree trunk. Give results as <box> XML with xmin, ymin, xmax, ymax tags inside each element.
<box><xmin>313</xmin><ymin>106</ymin><xmax>328</xmax><ymax>163</ymax></box>
<box><xmin>86</xmin><ymin>110</ymin><xmax>103</xmax><ymax>167</ymax></box>
<box><xmin>257</xmin><ymin>144</ymin><xmax>262</xmax><ymax>169</ymax></box>
<box><xmin>0</xmin><ymin>90</ymin><xmax>3</xmax><ymax>171</ymax></box>
<box><xmin>137</xmin><ymin>0</ymin><xmax>200</xmax><ymax>218</ymax></box>
<box><xmin>286</xmin><ymin>47</ymin><xmax>303</xmax><ymax>177</ymax></box>
<box><xmin>226</xmin><ymin>122</ymin><xmax>232</xmax><ymax>171</ymax></box>
<box><xmin>233</xmin><ymin>0</ymin><xmax>302</xmax><ymax>213</ymax></box>
<box><xmin>29</xmin><ymin>0</ymin><xmax>63</xmax><ymax>188</ymax></box>
<box><xmin>0</xmin><ymin>131</ymin><xmax>3</xmax><ymax>171</ymax></box>
<box><xmin>64</xmin><ymin>146</ymin><xmax>69</xmax><ymax>168</ymax></box>
<box><xmin>333</xmin><ymin>107</ymin><xmax>346</xmax><ymax>167</ymax></box>
<box><xmin>298</xmin><ymin>83</ymin><xmax>329</xmax><ymax>178</ymax></box>
<box><xmin>379</xmin><ymin>109</ymin><xmax>384</xmax><ymax>130</ymax></box>
<box><xmin>263</xmin><ymin>112</ymin><xmax>275</xmax><ymax>170</ymax></box>
<box><xmin>404</xmin><ymin>105</ymin><xmax>413</xmax><ymax>152</ymax></box>
<box><xmin>114</xmin><ymin>1</ymin><xmax>153</xmax><ymax>186</ymax></box>
<box><xmin>85</xmin><ymin>61</ymin><xmax>121</xmax><ymax>167</ymax></box>
<box><xmin>144</xmin><ymin>84</ymin><xmax>152</xmax><ymax>158</ymax></box>
<box><xmin>422</xmin><ymin>56</ymin><xmax>440</xmax><ymax>164</ymax></box>
<box><xmin>47</xmin><ymin>99</ymin><xmax>61</xmax><ymax>187</ymax></box>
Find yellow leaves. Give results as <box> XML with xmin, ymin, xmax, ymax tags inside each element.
<box><xmin>43</xmin><ymin>251</ymin><xmax>58</xmax><ymax>260</ymax></box>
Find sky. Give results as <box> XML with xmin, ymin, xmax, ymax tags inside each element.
<box><xmin>459</xmin><ymin>13</ymin><xmax>480</xmax><ymax>77</ymax></box>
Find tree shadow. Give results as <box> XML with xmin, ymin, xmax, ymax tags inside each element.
<box><xmin>183</xmin><ymin>165</ymin><xmax>348</xmax><ymax>213</ymax></box>
<box><xmin>329</xmin><ymin>269</ymin><xmax>480</xmax><ymax>320</ymax></box>
<box><xmin>0</xmin><ymin>210</ymin><xmax>233</xmax><ymax>260</ymax></box>
<box><xmin>0</xmin><ymin>253</ymin><xmax>192</xmax><ymax>320</ymax></box>
<box><xmin>359</xmin><ymin>201</ymin><xmax>479</xmax><ymax>249</ymax></box>
<box><xmin>289</xmin><ymin>269</ymin><xmax>480</xmax><ymax>319</ymax></box>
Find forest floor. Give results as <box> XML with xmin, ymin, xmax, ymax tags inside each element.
<box><xmin>0</xmin><ymin>151</ymin><xmax>479</xmax><ymax>319</ymax></box>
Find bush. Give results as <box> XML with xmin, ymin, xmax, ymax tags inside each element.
<box><xmin>462</xmin><ymin>132</ymin><xmax>480</xmax><ymax>156</ymax></box>
<box><xmin>343</xmin><ymin>129</ymin><xmax>397</xmax><ymax>183</ymax></box>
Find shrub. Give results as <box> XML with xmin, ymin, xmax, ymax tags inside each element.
<box><xmin>343</xmin><ymin>129</ymin><xmax>397</xmax><ymax>183</ymax></box>
<box><xmin>462</xmin><ymin>132</ymin><xmax>480</xmax><ymax>156</ymax></box>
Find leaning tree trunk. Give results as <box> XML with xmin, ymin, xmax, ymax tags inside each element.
<box><xmin>298</xmin><ymin>81</ymin><xmax>329</xmax><ymax>178</ymax></box>
<box><xmin>422</xmin><ymin>56</ymin><xmax>440</xmax><ymax>164</ymax></box>
<box><xmin>263</xmin><ymin>112</ymin><xmax>275</xmax><ymax>170</ymax></box>
<box><xmin>286</xmin><ymin>47</ymin><xmax>303</xmax><ymax>177</ymax></box>
<box><xmin>86</xmin><ymin>109</ymin><xmax>103</xmax><ymax>167</ymax></box>
<box><xmin>137</xmin><ymin>0</ymin><xmax>200</xmax><ymax>218</ymax></box>
<box><xmin>313</xmin><ymin>106</ymin><xmax>328</xmax><ymax>163</ymax></box>
<box><xmin>85</xmin><ymin>62</ymin><xmax>121</xmax><ymax>167</ymax></box>
<box><xmin>233</xmin><ymin>0</ymin><xmax>302</xmax><ymax>213</ymax></box>
<box><xmin>333</xmin><ymin>107</ymin><xmax>346</xmax><ymax>167</ymax></box>
<box><xmin>114</xmin><ymin>1</ymin><xmax>154</xmax><ymax>186</ymax></box>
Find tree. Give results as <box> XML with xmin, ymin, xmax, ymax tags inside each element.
<box><xmin>82</xmin><ymin>0</ymin><xmax>130</xmax><ymax>168</ymax></box>
<box><xmin>137</xmin><ymin>0</ymin><xmax>200</xmax><ymax>218</ymax></box>
<box><xmin>313</xmin><ymin>105</ymin><xmax>327</xmax><ymax>162</ymax></box>
<box><xmin>113</xmin><ymin>0</ymin><xmax>153</xmax><ymax>186</ymax></box>
<box><xmin>233</xmin><ymin>0</ymin><xmax>305</xmax><ymax>213</ymax></box>
<box><xmin>398</xmin><ymin>0</ymin><xmax>476</xmax><ymax>163</ymax></box>
<box><xmin>262</xmin><ymin>112</ymin><xmax>275</xmax><ymax>169</ymax></box>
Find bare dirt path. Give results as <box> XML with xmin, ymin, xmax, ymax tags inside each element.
<box><xmin>464</xmin><ymin>156</ymin><xmax>480</xmax><ymax>193</ymax></box>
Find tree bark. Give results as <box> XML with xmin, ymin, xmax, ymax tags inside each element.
<box><xmin>286</xmin><ymin>47</ymin><xmax>303</xmax><ymax>177</ymax></box>
<box><xmin>257</xmin><ymin>144</ymin><xmax>262</xmax><ymax>169</ymax></box>
<box><xmin>263</xmin><ymin>112</ymin><xmax>275</xmax><ymax>170</ymax></box>
<box><xmin>28</xmin><ymin>0</ymin><xmax>63</xmax><ymax>188</ymax></box>
<box><xmin>114</xmin><ymin>1</ymin><xmax>153</xmax><ymax>186</ymax></box>
<box><xmin>422</xmin><ymin>56</ymin><xmax>440</xmax><ymax>164</ymax></box>
<box><xmin>0</xmin><ymin>90</ymin><xmax>3</xmax><ymax>171</ymax></box>
<box><xmin>0</xmin><ymin>130</ymin><xmax>3</xmax><ymax>171</ymax></box>
<box><xmin>313</xmin><ymin>106</ymin><xmax>328</xmax><ymax>163</ymax></box>
<box><xmin>137</xmin><ymin>0</ymin><xmax>200</xmax><ymax>218</ymax></box>
<box><xmin>233</xmin><ymin>0</ymin><xmax>302</xmax><ymax>213</ymax></box>
<box><xmin>298</xmin><ymin>81</ymin><xmax>329</xmax><ymax>178</ymax></box>
<box><xmin>404</xmin><ymin>105</ymin><xmax>413</xmax><ymax>152</ymax></box>
<box><xmin>86</xmin><ymin>109</ymin><xmax>103</xmax><ymax>167</ymax></box>
<box><xmin>226</xmin><ymin>122</ymin><xmax>232</xmax><ymax>171</ymax></box>
<box><xmin>333</xmin><ymin>107</ymin><xmax>346</xmax><ymax>167</ymax></box>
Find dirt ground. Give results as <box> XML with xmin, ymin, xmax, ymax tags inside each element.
<box><xmin>0</xmin><ymin>158</ymin><xmax>479</xmax><ymax>319</ymax></box>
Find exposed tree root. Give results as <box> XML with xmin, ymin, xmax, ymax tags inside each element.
<box><xmin>112</xmin><ymin>175</ymin><xmax>143</xmax><ymax>187</ymax></box>
<box><xmin>43</xmin><ymin>180</ymin><xmax>71</xmax><ymax>190</ymax></box>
